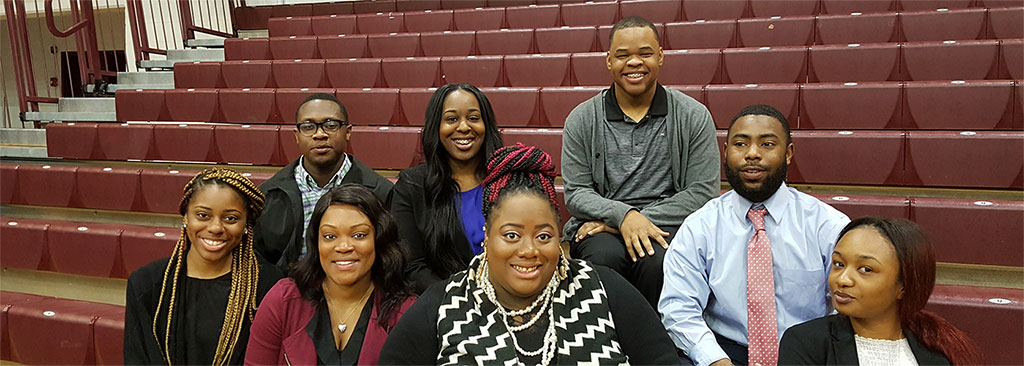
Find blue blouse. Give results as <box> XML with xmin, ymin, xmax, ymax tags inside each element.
<box><xmin>457</xmin><ymin>185</ymin><xmax>486</xmax><ymax>255</ymax></box>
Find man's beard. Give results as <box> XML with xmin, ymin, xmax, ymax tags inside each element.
<box><xmin>724</xmin><ymin>160</ymin><xmax>788</xmax><ymax>203</ymax></box>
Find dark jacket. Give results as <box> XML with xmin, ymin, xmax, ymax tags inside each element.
<box><xmin>779</xmin><ymin>314</ymin><xmax>951</xmax><ymax>366</ymax></box>
<box><xmin>390</xmin><ymin>164</ymin><xmax>474</xmax><ymax>294</ymax></box>
<box><xmin>254</xmin><ymin>156</ymin><xmax>394</xmax><ymax>271</ymax></box>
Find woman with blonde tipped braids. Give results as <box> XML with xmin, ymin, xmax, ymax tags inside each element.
<box><xmin>124</xmin><ymin>168</ymin><xmax>283</xmax><ymax>365</ymax></box>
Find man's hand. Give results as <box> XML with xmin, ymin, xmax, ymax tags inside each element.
<box><xmin>574</xmin><ymin>220</ymin><xmax>620</xmax><ymax>242</ymax></box>
<box><xmin>619</xmin><ymin>210</ymin><xmax>670</xmax><ymax>262</ymax></box>
<box><xmin>710</xmin><ymin>358</ymin><xmax>734</xmax><ymax>366</ymax></box>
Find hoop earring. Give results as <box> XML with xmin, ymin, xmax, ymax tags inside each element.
<box><xmin>557</xmin><ymin>246</ymin><xmax>569</xmax><ymax>281</ymax></box>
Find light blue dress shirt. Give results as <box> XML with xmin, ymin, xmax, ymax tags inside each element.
<box><xmin>659</xmin><ymin>183</ymin><xmax>850</xmax><ymax>366</ymax></box>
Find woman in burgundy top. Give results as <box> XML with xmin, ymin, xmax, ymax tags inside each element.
<box><xmin>245</xmin><ymin>184</ymin><xmax>415</xmax><ymax>365</ymax></box>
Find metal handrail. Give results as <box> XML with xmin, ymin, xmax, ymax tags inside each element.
<box><xmin>43</xmin><ymin>0</ymin><xmax>89</xmax><ymax>37</ymax></box>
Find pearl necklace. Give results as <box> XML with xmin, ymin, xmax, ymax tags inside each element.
<box><xmin>479</xmin><ymin>268</ymin><xmax>561</xmax><ymax>365</ymax></box>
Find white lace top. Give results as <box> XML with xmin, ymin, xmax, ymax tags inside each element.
<box><xmin>854</xmin><ymin>334</ymin><xmax>919</xmax><ymax>366</ymax></box>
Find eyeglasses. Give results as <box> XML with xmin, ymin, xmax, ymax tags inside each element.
<box><xmin>296</xmin><ymin>119</ymin><xmax>348</xmax><ymax>136</ymax></box>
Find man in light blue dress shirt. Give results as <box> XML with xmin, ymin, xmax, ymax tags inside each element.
<box><xmin>659</xmin><ymin>105</ymin><xmax>850</xmax><ymax>366</ymax></box>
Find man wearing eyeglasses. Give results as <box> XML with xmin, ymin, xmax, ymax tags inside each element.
<box><xmin>254</xmin><ymin>93</ymin><xmax>394</xmax><ymax>270</ymax></box>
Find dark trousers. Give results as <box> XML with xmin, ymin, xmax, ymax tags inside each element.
<box><xmin>678</xmin><ymin>333</ymin><xmax>749</xmax><ymax>366</ymax></box>
<box><xmin>569</xmin><ymin>226</ymin><xmax>677</xmax><ymax>309</ymax></box>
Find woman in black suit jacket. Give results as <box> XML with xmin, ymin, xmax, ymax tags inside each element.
<box><xmin>779</xmin><ymin>217</ymin><xmax>980</xmax><ymax>366</ymax></box>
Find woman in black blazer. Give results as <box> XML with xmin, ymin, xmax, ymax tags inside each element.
<box><xmin>390</xmin><ymin>84</ymin><xmax>503</xmax><ymax>293</ymax></box>
<box><xmin>779</xmin><ymin>217</ymin><xmax>980</xmax><ymax>366</ymax></box>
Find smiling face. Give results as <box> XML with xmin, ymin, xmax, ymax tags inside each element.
<box><xmin>185</xmin><ymin>184</ymin><xmax>248</xmax><ymax>267</ymax></box>
<box><xmin>724</xmin><ymin>114</ymin><xmax>793</xmax><ymax>203</ymax></box>
<box><xmin>438</xmin><ymin>89</ymin><xmax>487</xmax><ymax>166</ymax></box>
<box><xmin>830</xmin><ymin>227</ymin><xmax>904</xmax><ymax>322</ymax></box>
<box><xmin>294</xmin><ymin>99</ymin><xmax>351</xmax><ymax>170</ymax></box>
<box><xmin>485</xmin><ymin>192</ymin><xmax>561</xmax><ymax>309</ymax></box>
<box><xmin>606</xmin><ymin>26</ymin><xmax>663</xmax><ymax>100</ymax></box>
<box><xmin>318</xmin><ymin>204</ymin><xmax>376</xmax><ymax>290</ymax></box>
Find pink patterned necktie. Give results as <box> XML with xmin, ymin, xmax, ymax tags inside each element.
<box><xmin>746</xmin><ymin>208</ymin><xmax>778</xmax><ymax>366</ymax></box>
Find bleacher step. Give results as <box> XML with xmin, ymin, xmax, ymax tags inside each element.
<box><xmin>0</xmin><ymin>146</ymin><xmax>47</xmax><ymax>159</ymax></box>
<box><xmin>186</xmin><ymin>38</ymin><xmax>225</xmax><ymax>48</ymax></box>
<box><xmin>0</xmin><ymin>128</ymin><xmax>46</xmax><ymax>146</ymax></box>
<box><xmin>85</xmin><ymin>83</ymin><xmax>174</xmax><ymax>93</ymax></box>
<box><xmin>116</xmin><ymin>71</ymin><xmax>174</xmax><ymax>85</ymax></box>
<box><xmin>22</xmin><ymin>98</ymin><xmax>115</xmax><ymax>122</ymax></box>
<box><xmin>138</xmin><ymin>49</ymin><xmax>225</xmax><ymax>69</ymax></box>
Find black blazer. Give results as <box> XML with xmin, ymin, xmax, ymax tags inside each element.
<box><xmin>779</xmin><ymin>314</ymin><xmax>951</xmax><ymax>366</ymax></box>
<box><xmin>390</xmin><ymin>164</ymin><xmax>474</xmax><ymax>294</ymax></box>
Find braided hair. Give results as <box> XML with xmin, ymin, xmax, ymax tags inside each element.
<box><xmin>152</xmin><ymin>168</ymin><xmax>265</xmax><ymax>366</ymax></box>
<box><xmin>481</xmin><ymin>143</ymin><xmax>560</xmax><ymax>224</ymax></box>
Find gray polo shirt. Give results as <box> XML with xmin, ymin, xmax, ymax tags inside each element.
<box><xmin>602</xmin><ymin>85</ymin><xmax>675</xmax><ymax>208</ymax></box>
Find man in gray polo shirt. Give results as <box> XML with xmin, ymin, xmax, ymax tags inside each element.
<box><xmin>561</xmin><ymin>16</ymin><xmax>720</xmax><ymax>308</ymax></box>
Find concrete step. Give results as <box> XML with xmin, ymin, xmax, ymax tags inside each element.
<box><xmin>0</xmin><ymin>128</ymin><xmax>46</xmax><ymax>146</ymax></box>
<box><xmin>138</xmin><ymin>48</ymin><xmax>224</xmax><ymax>69</ymax></box>
<box><xmin>85</xmin><ymin>83</ymin><xmax>174</xmax><ymax>93</ymax></box>
<box><xmin>186</xmin><ymin>38</ymin><xmax>225</xmax><ymax>48</ymax></box>
<box><xmin>0</xmin><ymin>145</ymin><xmax>48</xmax><ymax>158</ymax></box>
<box><xmin>22</xmin><ymin>97</ymin><xmax>116</xmax><ymax>122</ymax></box>
<box><xmin>117</xmin><ymin>71</ymin><xmax>173</xmax><ymax>85</ymax></box>
<box><xmin>58</xmin><ymin>97</ymin><xmax>115</xmax><ymax>113</ymax></box>
<box><xmin>238</xmin><ymin>30</ymin><xmax>268</xmax><ymax>38</ymax></box>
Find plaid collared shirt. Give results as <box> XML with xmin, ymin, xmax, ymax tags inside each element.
<box><xmin>294</xmin><ymin>154</ymin><xmax>352</xmax><ymax>255</ymax></box>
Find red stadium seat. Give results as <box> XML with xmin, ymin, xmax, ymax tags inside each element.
<box><xmin>45</xmin><ymin>122</ymin><xmax>100</xmax><ymax>160</ymax></box>
<box><xmin>7</xmin><ymin>297</ymin><xmax>123</xmax><ymax>365</ymax></box>
<box><xmin>559</xmin><ymin>2</ymin><xmax>616</xmax><ymax>27</ymax></box>
<box><xmin>902</xmin><ymin>40</ymin><xmax>999</xmax><ymax>81</ymax></box>
<box><xmin>172</xmin><ymin>61</ymin><xmax>222</xmax><ymax>88</ymax></box>
<box><xmin>120</xmin><ymin>225</ymin><xmax>177</xmax><ymax>274</ymax></box>
<box><xmin>326</xmin><ymin>58</ymin><xmax>382</xmax><ymax>88</ymax></box>
<box><xmin>46</xmin><ymin>221</ymin><xmax>122</xmax><ymax>277</ymax></box>
<box><xmin>1</xmin><ymin>292</ymin><xmax>48</xmax><ymax>361</ymax></box>
<box><xmin>476</xmin><ymin>29</ymin><xmax>535</xmax><ymax>55</ymax></box>
<box><xmin>421</xmin><ymin>31</ymin><xmax>476</xmax><ymax>56</ymax></box>
<box><xmin>901</xmin><ymin>8</ymin><xmax>986</xmax><ymax>42</ymax></box>
<box><xmin>1002</xmin><ymin>39</ymin><xmax>1023</xmax><ymax>80</ymax></box>
<box><xmin>165</xmin><ymin>89</ymin><xmax>219</xmax><ymax>122</ymax></box>
<box><xmin>912</xmin><ymin>198</ymin><xmax>1023</xmax><ymax>267</ymax></box>
<box><xmin>234</xmin><ymin>6</ymin><xmax>273</xmax><ymax>30</ymax></box>
<box><xmin>661</xmin><ymin>49</ymin><xmax>723</xmax><ymax>85</ymax></box>
<box><xmin>397</xmin><ymin>0</ymin><xmax>442</xmax><ymax>12</ymax></box>
<box><xmin>348</xmin><ymin>126</ymin><xmax>423</xmax><ymax>169</ymax></box>
<box><xmin>311</xmin><ymin>14</ymin><xmax>358</xmax><ymax>35</ymax></box>
<box><xmin>75</xmin><ymin>166</ymin><xmax>142</xmax><ymax>211</ymax></box>
<box><xmin>539</xmin><ymin>86</ymin><xmax>603</xmax><ymax>127</ymax></box>
<box><xmin>906</xmin><ymin>131</ymin><xmax>1023</xmax><ymax>189</ymax></box>
<box><xmin>272</xmin><ymin>59</ymin><xmax>328</xmax><ymax>88</ymax></box>
<box><xmin>336</xmin><ymin>88</ymin><xmax>401</xmax><ymax>125</ymax></box>
<box><xmin>317</xmin><ymin>34</ymin><xmax>370</xmax><ymax>59</ymax></box>
<box><xmin>899</xmin><ymin>0</ymin><xmax>971</xmax><ymax>11</ymax></box>
<box><xmin>357</xmin><ymin>13</ymin><xmax>404</xmax><ymax>34</ymax></box>
<box><xmin>270</xmin><ymin>36</ymin><xmax>319</xmax><ymax>60</ymax></box>
<box><xmin>153</xmin><ymin>124</ymin><xmax>218</xmax><ymax>162</ymax></box>
<box><xmin>904</xmin><ymin>80</ymin><xmax>1017</xmax><ymax>130</ymax></box>
<box><xmin>275</xmin><ymin>87</ymin><xmax>335</xmax><ymax>124</ymax></box>
<box><xmin>492</xmin><ymin>0</ymin><xmax>540</xmax><ymax>6</ymax></box>
<box><xmin>669</xmin><ymin>85</ymin><xmax>706</xmax><ymax>103</ymax></box>
<box><xmin>808</xmin><ymin>43</ymin><xmax>900</xmax><ymax>82</ymax></box>
<box><xmin>989</xmin><ymin>7</ymin><xmax>1024</xmax><ymax>39</ymax></box>
<box><xmin>799</xmin><ymin>82</ymin><xmax>902</xmax><ymax>129</ymax></box>
<box><xmin>404</xmin><ymin>9</ymin><xmax>454</xmax><ymax>32</ymax></box>
<box><xmin>506</xmin><ymin>4</ymin><xmax>561</xmax><ymax>29</ymax></box>
<box><xmin>535</xmin><ymin>26</ymin><xmax>599</xmax><ymax>53</ymax></box>
<box><xmin>453</xmin><ymin>7</ymin><xmax>506</xmax><ymax>31</ymax></box>
<box><xmin>683</xmin><ymin>0</ymin><xmax>747</xmax><ymax>21</ymax></box>
<box><xmin>382</xmin><ymin>57</ymin><xmax>442</xmax><ymax>87</ymax></box>
<box><xmin>749</xmin><ymin>0</ymin><xmax>819</xmax><ymax>17</ymax></box>
<box><xmin>443</xmin><ymin>0</ymin><xmax>488</xmax><ymax>9</ymax></box>
<box><xmin>217</xmin><ymin>88</ymin><xmax>277</xmax><ymax>123</ymax></box>
<box><xmin>570</xmin><ymin>52</ymin><xmax>610</xmax><ymax>86</ymax></box>
<box><xmin>620</xmin><ymin>0</ymin><xmax>682</xmax><ymax>23</ymax></box>
<box><xmin>221</xmin><ymin>60</ymin><xmax>274</xmax><ymax>88</ymax></box>
<box><xmin>500</xmin><ymin>128</ymin><xmax>564</xmax><ymax>171</ymax></box>
<box><xmin>808</xmin><ymin>194</ymin><xmax>911</xmax><ymax>220</ymax></box>
<box><xmin>279</xmin><ymin>127</ymin><xmax>301</xmax><ymax>162</ymax></box>
<box><xmin>224</xmin><ymin>38</ymin><xmax>271</xmax><ymax>61</ymax></box>
<box><xmin>214</xmin><ymin>124</ymin><xmax>280</xmax><ymax>165</ymax></box>
<box><xmin>0</xmin><ymin>218</ymin><xmax>48</xmax><ymax>270</ymax></box>
<box><xmin>815</xmin><ymin>12</ymin><xmax>898</xmax><ymax>45</ymax></box>
<box><xmin>820</xmin><ymin>0</ymin><xmax>892</xmax><ymax>14</ymax></box>
<box><xmin>737</xmin><ymin>15</ymin><xmax>814</xmax><ymax>47</ymax></box>
<box><xmin>788</xmin><ymin>130</ymin><xmax>905</xmax><ymax>185</ymax></box>
<box><xmin>705</xmin><ymin>83</ymin><xmax>798</xmax><ymax>129</ymax></box>
<box><xmin>441</xmin><ymin>55</ymin><xmax>504</xmax><ymax>87</ymax></box>
<box><xmin>926</xmin><ymin>285</ymin><xmax>1024</xmax><ymax>366</ymax></box>
<box><xmin>312</xmin><ymin>2</ymin><xmax>353</xmax><ymax>16</ymax></box>
<box><xmin>271</xmin><ymin>4</ymin><xmax>313</xmax><ymax>18</ymax></box>
<box><xmin>597</xmin><ymin>23</ymin><xmax>667</xmax><ymax>51</ymax></box>
<box><xmin>505</xmin><ymin>53</ymin><xmax>571</xmax><ymax>86</ymax></box>
<box><xmin>268</xmin><ymin>16</ymin><xmax>313</xmax><ymax>37</ymax></box>
<box><xmin>368</xmin><ymin>33</ymin><xmax>422</xmax><ymax>57</ymax></box>
<box><xmin>664</xmin><ymin>20</ymin><xmax>737</xmax><ymax>50</ymax></box>
<box><xmin>354</xmin><ymin>0</ymin><xmax>396</xmax><ymax>13</ymax></box>
<box><xmin>115</xmin><ymin>89</ymin><xmax>167</xmax><ymax>121</ymax></box>
<box><xmin>140</xmin><ymin>168</ymin><xmax>197</xmax><ymax>214</ymax></box>
<box><xmin>16</xmin><ymin>164</ymin><xmax>77</xmax><ymax>207</ymax></box>
<box><xmin>93</xmin><ymin>310</ymin><xmax>124</xmax><ymax>365</ymax></box>
<box><xmin>0</xmin><ymin>164</ymin><xmax>16</xmax><ymax>204</ymax></box>
<box><xmin>482</xmin><ymin>87</ymin><xmax>541</xmax><ymax>126</ymax></box>
<box><xmin>397</xmin><ymin>87</ymin><xmax>437</xmax><ymax>125</ymax></box>
<box><xmin>723</xmin><ymin>46</ymin><xmax>807</xmax><ymax>84</ymax></box>
<box><xmin>97</xmin><ymin>123</ymin><xmax>155</xmax><ymax>161</ymax></box>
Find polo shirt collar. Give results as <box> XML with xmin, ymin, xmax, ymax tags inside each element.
<box><xmin>604</xmin><ymin>83</ymin><xmax>668</xmax><ymax>122</ymax></box>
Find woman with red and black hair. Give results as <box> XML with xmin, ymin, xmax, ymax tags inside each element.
<box><xmin>779</xmin><ymin>216</ymin><xmax>980</xmax><ymax>366</ymax></box>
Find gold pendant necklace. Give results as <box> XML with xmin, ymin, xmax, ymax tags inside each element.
<box><xmin>327</xmin><ymin>283</ymin><xmax>374</xmax><ymax>333</ymax></box>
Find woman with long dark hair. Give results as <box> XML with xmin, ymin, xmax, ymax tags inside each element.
<box><xmin>779</xmin><ymin>216</ymin><xmax>980</xmax><ymax>365</ymax></box>
<box><xmin>244</xmin><ymin>184</ymin><xmax>415</xmax><ymax>365</ymax></box>
<box><xmin>391</xmin><ymin>83</ymin><xmax>504</xmax><ymax>293</ymax></box>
